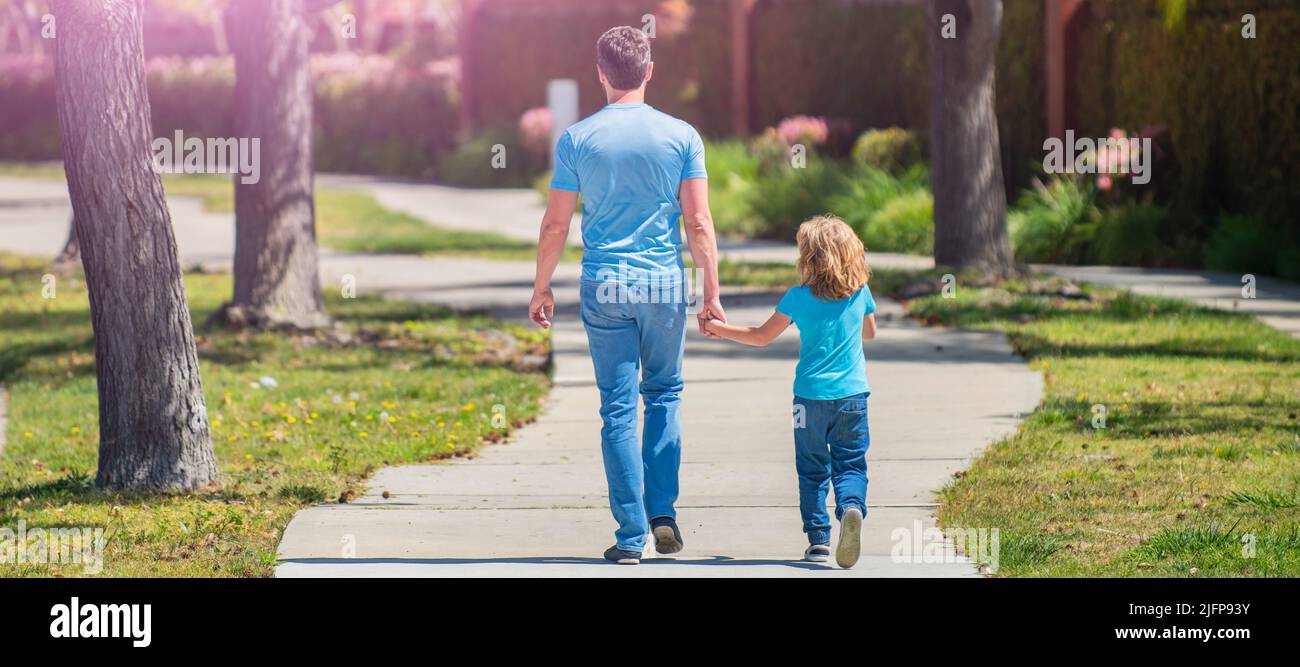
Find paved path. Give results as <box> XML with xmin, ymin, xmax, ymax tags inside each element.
<box><xmin>317</xmin><ymin>173</ymin><xmax>934</xmax><ymax>270</ymax></box>
<box><xmin>0</xmin><ymin>174</ymin><xmax>1041</xmax><ymax>577</ymax></box>
<box><xmin>276</xmin><ymin>292</ymin><xmax>1041</xmax><ymax>577</ymax></box>
<box><xmin>1036</xmin><ymin>265</ymin><xmax>1300</xmax><ymax>338</ymax></box>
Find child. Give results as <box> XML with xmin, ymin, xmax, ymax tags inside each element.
<box><xmin>704</xmin><ymin>216</ymin><xmax>876</xmax><ymax>568</ymax></box>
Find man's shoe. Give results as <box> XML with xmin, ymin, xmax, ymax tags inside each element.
<box><xmin>603</xmin><ymin>545</ymin><xmax>641</xmax><ymax>565</ymax></box>
<box><xmin>650</xmin><ymin>516</ymin><xmax>684</xmax><ymax>554</ymax></box>
<box><xmin>804</xmin><ymin>544</ymin><xmax>831</xmax><ymax>563</ymax></box>
<box><xmin>836</xmin><ymin>507</ymin><xmax>863</xmax><ymax>569</ymax></box>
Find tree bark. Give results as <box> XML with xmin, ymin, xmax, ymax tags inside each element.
<box><xmin>225</xmin><ymin>0</ymin><xmax>329</xmax><ymax>330</ymax></box>
<box><xmin>51</xmin><ymin>0</ymin><xmax>218</xmax><ymax>491</ymax></box>
<box><xmin>928</xmin><ymin>0</ymin><xmax>1016</xmax><ymax>275</ymax></box>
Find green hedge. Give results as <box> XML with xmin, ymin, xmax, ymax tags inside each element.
<box><xmin>0</xmin><ymin>54</ymin><xmax>459</xmax><ymax>179</ymax></box>
<box><xmin>749</xmin><ymin>1</ymin><xmax>928</xmax><ymax>135</ymax></box>
<box><xmin>1071</xmin><ymin>0</ymin><xmax>1300</xmax><ymax>241</ymax></box>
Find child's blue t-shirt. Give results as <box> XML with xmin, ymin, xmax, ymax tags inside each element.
<box><xmin>776</xmin><ymin>285</ymin><xmax>875</xmax><ymax>400</ymax></box>
<box><xmin>550</xmin><ymin>103</ymin><xmax>707</xmax><ymax>285</ymax></box>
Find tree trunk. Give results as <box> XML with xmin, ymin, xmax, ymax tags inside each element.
<box><xmin>225</xmin><ymin>0</ymin><xmax>329</xmax><ymax>330</ymax></box>
<box><xmin>928</xmin><ymin>0</ymin><xmax>1015</xmax><ymax>275</ymax></box>
<box><xmin>51</xmin><ymin>0</ymin><xmax>218</xmax><ymax>491</ymax></box>
<box><xmin>53</xmin><ymin>215</ymin><xmax>80</xmax><ymax>275</ymax></box>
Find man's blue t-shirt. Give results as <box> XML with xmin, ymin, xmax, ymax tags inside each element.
<box><xmin>776</xmin><ymin>285</ymin><xmax>876</xmax><ymax>400</ymax></box>
<box><xmin>550</xmin><ymin>103</ymin><xmax>707</xmax><ymax>284</ymax></box>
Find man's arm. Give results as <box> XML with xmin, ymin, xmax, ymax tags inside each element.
<box><xmin>680</xmin><ymin>178</ymin><xmax>726</xmax><ymax>336</ymax></box>
<box><xmin>529</xmin><ymin>189</ymin><xmax>579</xmax><ymax>329</ymax></box>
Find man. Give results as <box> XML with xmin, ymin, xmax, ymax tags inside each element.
<box><xmin>529</xmin><ymin>26</ymin><xmax>726</xmax><ymax>565</ymax></box>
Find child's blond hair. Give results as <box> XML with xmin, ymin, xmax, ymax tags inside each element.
<box><xmin>795</xmin><ymin>215</ymin><xmax>871</xmax><ymax>301</ymax></box>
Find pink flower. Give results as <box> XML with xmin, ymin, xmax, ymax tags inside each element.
<box><xmin>776</xmin><ymin>115</ymin><xmax>828</xmax><ymax>147</ymax></box>
<box><xmin>423</xmin><ymin>58</ymin><xmax>460</xmax><ymax>81</ymax></box>
<box><xmin>518</xmin><ymin>107</ymin><xmax>553</xmax><ymax>157</ymax></box>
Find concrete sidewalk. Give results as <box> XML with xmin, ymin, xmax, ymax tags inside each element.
<box><xmin>316</xmin><ymin>173</ymin><xmax>935</xmax><ymax>270</ymax></box>
<box><xmin>1036</xmin><ymin>264</ymin><xmax>1300</xmax><ymax>338</ymax></box>
<box><xmin>275</xmin><ymin>292</ymin><xmax>1041</xmax><ymax>577</ymax></box>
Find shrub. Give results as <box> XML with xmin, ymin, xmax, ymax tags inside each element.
<box><xmin>437</xmin><ymin>126</ymin><xmax>545</xmax><ymax>188</ymax></box>
<box><xmin>1008</xmin><ymin>177</ymin><xmax>1100</xmax><ymax>264</ymax></box>
<box><xmin>704</xmin><ymin>140</ymin><xmax>761</xmax><ymax>237</ymax></box>
<box><xmin>745</xmin><ymin>160</ymin><xmax>843</xmax><ymax>241</ymax></box>
<box><xmin>0</xmin><ymin>54</ymin><xmax>461</xmax><ymax>178</ymax></box>
<box><xmin>1275</xmin><ymin>247</ymin><xmax>1300</xmax><ymax>282</ymax></box>
<box><xmin>851</xmin><ymin>127</ymin><xmax>923</xmax><ymax>173</ymax></box>
<box><xmin>750</xmin><ymin>127</ymin><xmax>794</xmax><ymax>175</ymax></box>
<box><xmin>830</xmin><ymin>165</ymin><xmax>932</xmax><ymax>254</ymax></box>
<box><xmin>862</xmin><ymin>189</ymin><xmax>934</xmax><ymax>255</ymax></box>
<box><xmin>1091</xmin><ymin>203</ymin><xmax>1168</xmax><ymax>266</ymax></box>
<box><xmin>1204</xmin><ymin>214</ymin><xmax>1282</xmax><ymax>276</ymax></box>
<box><xmin>311</xmin><ymin>54</ymin><xmax>460</xmax><ymax>179</ymax></box>
<box><xmin>0</xmin><ymin>56</ymin><xmax>58</xmax><ymax>161</ymax></box>
<box><xmin>146</xmin><ymin>57</ymin><xmax>235</xmax><ymax>142</ymax></box>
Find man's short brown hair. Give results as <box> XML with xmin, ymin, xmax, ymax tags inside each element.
<box><xmin>596</xmin><ymin>26</ymin><xmax>652</xmax><ymax>91</ymax></box>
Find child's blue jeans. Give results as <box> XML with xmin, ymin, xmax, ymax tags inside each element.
<box><xmin>793</xmin><ymin>393</ymin><xmax>869</xmax><ymax>545</ymax></box>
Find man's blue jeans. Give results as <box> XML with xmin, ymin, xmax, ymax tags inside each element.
<box><xmin>580</xmin><ymin>280</ymin><xmax>686</xmax><ymax>552</ymax></box>
<box><xmin>793</xmin><ymin>394</ymin><xmax>869</xmax><ymax>545</ymax></box>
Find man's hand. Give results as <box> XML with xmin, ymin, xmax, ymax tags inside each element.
<box><xmin>530</xmin><ymin>287</ymin><xmax>555</xmax><ymax>329</ymax></box>
<box><xmin>696</xmin><ymin>296</ymin><xmax>726</xmax><ymax>338</ymax></box>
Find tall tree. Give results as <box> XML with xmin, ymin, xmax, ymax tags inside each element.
<box><xmin>928</xmin><ymin>0</ymin><xmax>1015</xmax><ymax>275</ymax></box>
<box><xmin>51</xmin><ymin>0</ymin><xmax>218</xmax><ymax>490</ymax></box>
<box><xmin>223</xmin><ymin>0</ymin><xmax>330</xmax><ymax>329</ymax></box>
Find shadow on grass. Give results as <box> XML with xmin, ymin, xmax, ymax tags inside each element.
<box><xmin>1030</xmin><ymin>397</ymin><xmax>1294</xmax><ymax>443</ymax></box>
<box><xmin>1009</xmin><ymin>330</ymin><xmax>1300</xmax><ymax>363</ymax></box>
<box><xmin>0</xmin><ymin>336</ymin><xmax>93</xmax><ymax>383</ymax></box>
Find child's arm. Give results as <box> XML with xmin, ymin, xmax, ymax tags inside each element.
<box><xmin>705</xmin><ymin>311</ymin><xmax>791</xmax><ymax>347</ymax></box>
<box><xmin>862</xmin><ymin>313</ymin><xmax>877</xmax><ymax>340</ymax></box>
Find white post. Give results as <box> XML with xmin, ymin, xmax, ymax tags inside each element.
<box><xmin>546</xmin><ymin>79</ymin><xmax>579</xmax><ymax>167</ymax></box>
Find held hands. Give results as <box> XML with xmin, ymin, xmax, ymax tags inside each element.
<box><xmin>533</xmin><ymin>287</ymin><xmax>725</xmax><ymax>335</ymax></box>
<box><xmin>696</xmin><ymin>296</ymin><xmax>726</xmax><ymax>339</ymax></box>
<box><xmin>529</xmin><ymin>286</ymin><xmax>555</xmax><ymax>329</ymax></box>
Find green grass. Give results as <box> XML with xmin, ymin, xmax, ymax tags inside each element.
<box><xmin>315</xmin><ymin>189</ymin><xmax>582</xmax><ymax>261</ymax></box>
<box><xmin>0</xmin><ymin>162</ymin><xmax>580</xmax><ymax>262</ymax></box>
<box><xmin>0</xmin><ymin>162</ymin><xmax>66</xmax><ymax>181</ymax></box>
<box><xmin>911</xmin><ymin>279</ymin><xmax>1300</xmax><ymax>577</ymax></box>
<box><xmin>0</xmin><ymin>253</ymin><xmax>551</xmax><ymax>577</ymax></box>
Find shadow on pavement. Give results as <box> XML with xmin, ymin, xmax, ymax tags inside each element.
<box><xmin>278</xmin><ymin>556</ymin><xmax>833</xmax><ymax>571</ymax></box>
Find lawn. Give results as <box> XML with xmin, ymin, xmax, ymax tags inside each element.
<box><xmin>314</xmin><ymin>188</ymin><xmax>582</xmax><ymax>261</ymax></box>
<box><xmin>910</xmin><ymin>279</ymin><xmax>1300</xmax><ymax>577</ymax></box>
<box><xmin>0</xmin><ymin>254</ymin><xmax>551</xmax><ymax>577</ymax></box>
<box><xmin>0</xmin><ymin>162</ymin><xmax>580</xmax><ymax>262</ymax></box>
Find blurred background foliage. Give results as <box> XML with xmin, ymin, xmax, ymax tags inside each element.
<box><xmin>0</xmin><ymin>0</ymin><xmax>1296</xmax><ymax>277</ymax></box>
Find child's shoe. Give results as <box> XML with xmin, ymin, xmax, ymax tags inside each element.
<box><xmin>804</xmin><ymin>543</ymin><xmax>831</xmax><ymax>563</ymax></box>
<box><xmin>836</xmin><ymin>507</ymin><xmax>863</xmax><ymax>569</ymax></box>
